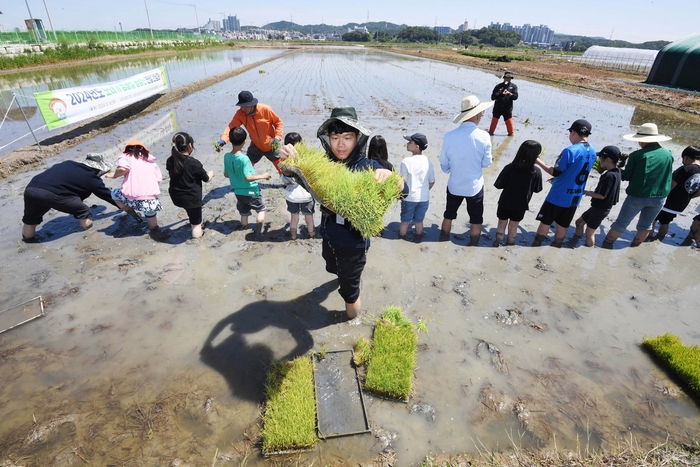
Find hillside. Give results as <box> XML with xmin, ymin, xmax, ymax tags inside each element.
<box><xmin>260</xmin><ymin>21</ymin><xmax>408</xmax><ymax>35</ymax></box>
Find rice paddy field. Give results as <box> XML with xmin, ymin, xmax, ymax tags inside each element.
<box><xmin>1</xmin><ymin>47</ymin><xmax>700</xmax><ymax>466</ymax></box>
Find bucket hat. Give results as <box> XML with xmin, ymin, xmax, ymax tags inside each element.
<box><xmin>123</xmin><ymin>139</ymin><xmax>150</xmax><ymax>155</ymax></box>
<box><xmin>81</xmin><ymin>153</ymin><xmax>112</xmax><ymax>177</ymax></box>
<box><xmin>235</xmin><ymin>91</ymin><xmax>258</xmax><ymax>107</ymax></box>
<box><xmin>452</xmin><ymin>96</ymin><xmax>494</xmax><ymax>124</ymax></box>
<box><xmin>317</xmin><ymin>106</ymin><xmax>370</xmax><ymax>137</ymax></box>
<box><xmin>623</xmin><ymin>123</ymin><xmax>671</xmax><ymax>143</ymax></box>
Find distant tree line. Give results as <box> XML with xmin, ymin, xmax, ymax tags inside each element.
<box><xmin>263</xmin><ymin>20</ymin><xmax>671</xmax><ymax>51</ymax></box>
<box><xmin>553</xmin><ymin>34</ymin><xmax>670</xmax><ymax>51</ymax></box>
<box><xmin>342</xmin><ymin>26</ymin><xmax>521</xmax><ymax>48</ymax></box>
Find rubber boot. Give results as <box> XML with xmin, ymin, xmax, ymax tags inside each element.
<box><xmin>505</xmin><ymin>118</ymin><xmax>515</xmax><ymax>136</ymax></box>
<box><xmin>272</xmin><ymin>158</ymin><xmax>283</xmax><ymax>175</ymax></box>
<box><xmin>488</xmin><ymin>117</ymin><xmax>498</xmax><ymax>136</ymax></box>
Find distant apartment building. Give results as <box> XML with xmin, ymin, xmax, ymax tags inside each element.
<box><xmin>203</xmin><ymin>19</ymin><xmax>221</xmax><ymax>31</ymax></box>
<box><xmin>348</xmin><ymin>25</ymin><xmax>369</xmax><ymax>34</ymax></box>
<box><xmin>457</xmin><ymin>21</ymin><xmax>469</xmax><ymax>32</ymax></box>
<box><xmin>434</xmin><ymin>26</ymin><xmax>452</xmax><ymax>35</ymax></box>
<box><xmin>223</xmin><ymin>15</ymin><xmax>240</xmax><ymax>32</ymax></box>
<box><xmin>489</xmin><ymin>22</ymin><xmax>555</xmax><ymax>45</ymax></box>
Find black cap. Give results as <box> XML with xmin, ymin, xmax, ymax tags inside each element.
<box><xmin>597</xmin><ymin>145</ymin><xmax>621</xmax><ymax>160</ymax></box>
<box><xmin>235</xmin><ymin>91</ymin><xmax>258</xmax><ymax>106</ymax></box>
<box><xmin>403</xmin><ymin>133</ymin><xmax>428</xmax><ymax>151</ymax></box>
<box><xmin>568</xmin><ymin>119</ymin><xmax>592</xmax><ymax>136</ymax></box>
<box><xmin>503</xmin><ymin>71</ymin><xmax>514</xmax><ymax>79</ymax></box>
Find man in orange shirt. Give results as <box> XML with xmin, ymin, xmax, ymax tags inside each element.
<box><xmin>217</xmin><ymin>91</ymin><xmax>284</xmax><ymax>174</ymax></box>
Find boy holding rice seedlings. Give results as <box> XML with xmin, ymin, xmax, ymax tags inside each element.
<box><xmin>279</xmin><ymin>107</ymin><xmax>406</xmax><ymax>320</ymax></box>
<box><xmin>223</xmin><ymin>127</ymin><xmax>271</xmax><ymax>235</ymax></box>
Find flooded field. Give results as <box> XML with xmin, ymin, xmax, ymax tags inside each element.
<box><xmin>1</xmin><ymin>49</ymin><xmax>700</xmax><ymax>466</ymax></box>
<box><xmin>0</xmin><ymin>48</ymin><xmax>285</xmax><ymax>155</ymax></box>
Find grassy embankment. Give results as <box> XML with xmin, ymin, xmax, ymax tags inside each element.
<box><xmin>0</xmin><ymin>38</ymin><xmax>230</xmax><ymax>71</ymax></box>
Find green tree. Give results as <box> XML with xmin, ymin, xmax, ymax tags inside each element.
<box><xmin>342</xmin><ymin>31</ymin><xmax>371</xmax><ymax>42</ymax></box>
<box><xmin>396</xmin><ymin>26</ymin><xmax>438</xmax><ymax>43</ymax></box>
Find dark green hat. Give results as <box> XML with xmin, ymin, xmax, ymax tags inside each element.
<box><xmin>317</xmin><ymin>106</ymin><xmax>370</xmax><ymax>138</ymax></box>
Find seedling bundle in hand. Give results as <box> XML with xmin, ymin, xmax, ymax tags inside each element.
<box><xmin>280</xmin><ymin>143</ymin><xmax>403</xmax><ymax>238</ymax></box>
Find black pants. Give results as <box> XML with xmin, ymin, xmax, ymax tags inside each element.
<box><xmin>22</xmin><ymin>186</ymin><xmax>90</xmax><ymax>225</ymax></box>
<box><xmin>321</xmin><ymin>238</ymin><xmax>366</xmax><ymax>304</ymax></box>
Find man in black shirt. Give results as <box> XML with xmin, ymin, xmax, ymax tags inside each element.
<box><xmin>489</xmin><ymin>71</ymin><xmax>518</xmax><ymax>136</ymax></box>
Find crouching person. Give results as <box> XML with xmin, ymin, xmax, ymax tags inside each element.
<box><xmin>22</xmin><ymin>154</ymin><xmax>122</xmax><ymax>242</ymax></box>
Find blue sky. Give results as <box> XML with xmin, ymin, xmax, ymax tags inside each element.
<box><xmin>3</xmin><ymin>0</ymin><xmax>696</xmax><ymax>43</ymax></box>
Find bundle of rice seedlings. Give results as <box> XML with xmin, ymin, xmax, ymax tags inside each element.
<box><xmin>261</xmin><ymin>357</ymin><xmax>317</xmax><ymax>454</ymax></box>
<box><xmin>362</xmin><ymin>306</ymin><xmax>425</xmax><ymax>400</ymax></box>
<box><xmin>643</xmin><ymin>333</ymin><xmax>700</xmax><ymax>398</ymax></box>
<box><xmin>280</xmin><ymin>143</ymin><xmax>403</xmax><ymax>238</ymax></box>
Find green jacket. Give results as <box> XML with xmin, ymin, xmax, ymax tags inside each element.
<box><xmin>622</xmin><ymin>143</ymin><xmax>673</xmax><ymax>198</ymax></box>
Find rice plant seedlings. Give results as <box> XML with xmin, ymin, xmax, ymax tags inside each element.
<box><xmin>643</xmin><ymin>333</ymin><xmax>700</xmax><ymax>398</ymax></box>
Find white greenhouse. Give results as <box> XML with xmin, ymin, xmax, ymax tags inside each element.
<box><xmin>578</xmin><ymin>46</ymin><xmax>659</xmax><ymax>73</ymax></box>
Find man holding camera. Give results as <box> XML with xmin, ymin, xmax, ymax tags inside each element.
<box><xmin>489</xmin><ymin>71</ymin><xmax>518</xmax><ymax>136</ymax></box>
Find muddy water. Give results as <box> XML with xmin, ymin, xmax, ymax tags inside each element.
<box><xmin>0</xmin><ymin>48</ymin><xmax>285</xmax><ymax>155</ymax></box>
<box><xmin>1</xmin><ymin>49</ymin><xmax>700</xmax><ymax>466</ymax></box>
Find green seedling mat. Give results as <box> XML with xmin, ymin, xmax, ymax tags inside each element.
<box><xmin>314</xmin><ymin>350</ymin><xmax>370</xmax><ymax>439</ymax></box>
<box><xmin>0</xmin><ymin>296</ymin><xmax>44</xmax><ymax>334</ymax></box>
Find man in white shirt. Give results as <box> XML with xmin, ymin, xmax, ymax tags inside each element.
<box><xmin>439</xmin><ymin>95</ymin><xmax>494</xmax><ymax>246</ymax></box>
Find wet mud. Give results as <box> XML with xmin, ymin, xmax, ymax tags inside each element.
<box><xmin>1</xmin><ymin>49</ymin><xmax>700</xmax><ymax>466</ymax></box>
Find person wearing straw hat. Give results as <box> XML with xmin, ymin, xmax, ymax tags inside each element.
<box><xmin>21</xmin><ymin>153</ymin><xmax>124</xmax><ymax>243</ymax></box>
<box><xmin>217</xmin><ymin>90</ymin><xmax>284</xmax><ymax>175</ymax></box>
<box><xmin>489</xmin><ymin>71</ymin><xmax>518</xmax><ymax>136</ymax></box>
<box><xmin>439</xmin><ymin>95</ymin><xmax>494</xmax><ymax>246</ymax></box>
<box><xmin>602</xmin><ymin>123</ymin><xmax>674</xmax><ymax>249</ymax></box>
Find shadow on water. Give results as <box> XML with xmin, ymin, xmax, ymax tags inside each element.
<box><xmin>33</xmin><ymin>205</ymin><xmax>117</xmax><ymax>242</ymax></box>
<box><xmin>200</xmin><ymin>280</ymin><xmax>338</xmax><ymax>403</ymax></box>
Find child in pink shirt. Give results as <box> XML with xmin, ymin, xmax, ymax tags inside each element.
<box><xmin>106</xmin><ymin>139</ymin><xmax>163</xmax><ymax>230</ymax></box>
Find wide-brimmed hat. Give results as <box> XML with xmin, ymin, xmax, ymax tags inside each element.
<box><xmin>123</xmin><ymin>139</ymin><xmax>150</xmax><ymax>154</ymax></box>
<box><xmin>452</xmin><ymin>96</ymin><xmax>494</xmax><ymax>124</ymax></box>
<box><xmin>403</xmin><ymin>133</ymin><xmax>428</xmax><ymax>151</ymax></box>
<box><xmin>235</xmin><ymin>90</ymin><xmax>258</xmax><ymax>107</ymax></box>
<box><xmin>317</xmin><ymin>106</ymin><xmax>370</xmax><ymax>137</ymax></box>
<box><xmin>81</xmin><ymin>153</ymin><xmax>112</xmax><ymax>177</ymax></box>
<box><xmin>623</xmin><ymin>123</ymin><xmax>671</xmax><ymax>143</ymax></box>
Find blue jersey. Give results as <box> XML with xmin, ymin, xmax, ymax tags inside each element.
<box><xmin>545</xmin><ymin>142</ymin><xmax>597</xmax><ymax>208</ymax></box>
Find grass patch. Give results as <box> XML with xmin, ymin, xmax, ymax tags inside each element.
<box><xmin>362</xmin><ymin>306</ymin><xmax>424</xmax><ymax>400</ymax></box>
<box><xmin>353</xmin><ymin>336</ymin><xmax>372</xmax><ymax>366</ymax></box>
<box><xmin>643</xmin><ymin>333</ymin><xmax>700</xmax><ymax>398</ymax></box>
<box><xmin>261</xmin><ymin>357</ymin><xmax>317</xmax><ymax>454</ymax></box>
<box><xmin>281</xmin><ymin>143</ymin><xmax>403</xmax><ymax>238</ymax></box>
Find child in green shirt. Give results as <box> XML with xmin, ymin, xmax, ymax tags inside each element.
<box><xmin>223</xmin><ymin>127</ymin><xmax>271</xmax><ymax>233</ymax></box>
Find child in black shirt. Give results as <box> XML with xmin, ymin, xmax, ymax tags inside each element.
<box><xmin>493</xmin><ymin>140</ymin><xmax>543</xmax><ymax>246</ymax></box>
<box><xmin>574</xmin><ymin>146</ymin><xmax>626</xmax><ymax>247</ymax></box>
<box><xmin>651</xmin><ymin>146</ymin><xmax>700</xmax><ymax>241</ymax></box>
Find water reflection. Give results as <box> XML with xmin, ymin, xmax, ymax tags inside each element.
<box><xmin>0</xmin><ymin>49</ymin><xmax>284</xmax><ymax>155</ymax></box>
